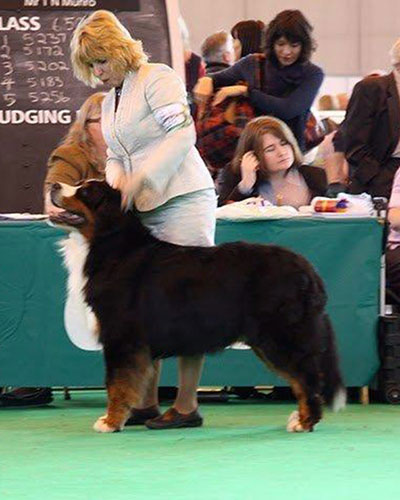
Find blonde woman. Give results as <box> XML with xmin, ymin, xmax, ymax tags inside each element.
<box><xmin>218</xmin><ymin>116</ymin><xmax>328</xmax><ymax>206</ymax></box>
<box><xmin>70</xmin><ymin>10</ymin><xmax>216</xmax><ymax>431</ymax></box>
<box><xmin>44</xmin><ymin>92</ymin><xmax>107</xmax><ymax>215</ymax></box>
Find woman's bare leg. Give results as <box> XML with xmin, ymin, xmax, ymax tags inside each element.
<box><xmin>174</xmin><ymin>355</ymin><xmax>204</xmax><ymax>414</ymax></box>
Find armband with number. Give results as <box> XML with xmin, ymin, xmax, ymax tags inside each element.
<box><xmin>153</xmin><ymin>103</ymin><xmax>192</xmax><ymax>134</ymax></box>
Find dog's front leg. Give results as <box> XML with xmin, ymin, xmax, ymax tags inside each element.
<box><xmin>94</xmin><ymin>348</ymin><xmax>153</xmax><ymax>433</ymax></box>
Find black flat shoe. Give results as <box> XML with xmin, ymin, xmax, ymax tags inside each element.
<box><xmin>145</xmin><ymin>407</ymin><xmax>203</xmax><ymax>430</ymax></box>
<box><xmin>0</xmin><ymin>387</ymin><xmax>53</xmax><ymax>408</ymax></box>
<box><xmin>125</xmin><ymin>405</ymin><xmax>161</xmax><ymax>426</ymax></box>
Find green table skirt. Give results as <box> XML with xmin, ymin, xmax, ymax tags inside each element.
<box><xmin>0</xmin><ymin>217</ymin><xmax>383</xmax><ymax>387</ymax></box>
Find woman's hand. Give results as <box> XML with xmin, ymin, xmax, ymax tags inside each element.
<box><xmin>120</xmin><ymin>174</ymin><xmax>144</xmax><ymax>211</ymax></box>
<box><xmin>120</xmin><ymin>179</ymin><xmax>135</xmax><ymax>210</ymax></box>
<box><xmin>212</xmin><ymin>85</ymin><xmax>248</xmax><ymax>106</ymax></box>
<box><xmin>388</xmin><ymin>207</ymin><xmax>400</xmax><ymax>230</ymax></box>
<box><xmin>106</xmin><ymin>163</ymin><xmax>127</xmax><ymax>191</ymax></box>
<box><xmin>106</xmin><ymin>165</ymin><xmax>133</xmax><ymax>208</ymax></box>
<box><xmin>238</xmin><ymin>151</ymin><xmax>259</xmax><ymax>193</ymax></box>
<box><xmin>193</xmin><ymin>76</ymin><xmax>213</xmax><ymax>103</ymax></box>
<box><xmin>194</xmin><ymin>77</ymin><xmax>214</xmax><ymax>120</ymax></box>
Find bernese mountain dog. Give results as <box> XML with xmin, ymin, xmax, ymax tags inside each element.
<box><xmin>50</xmin><ymin>180</ymin><xmax>346</xmax><ymax>433</ymax></box>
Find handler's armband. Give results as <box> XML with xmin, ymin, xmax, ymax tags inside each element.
<box><xmin>153</xmin><ymin>103</ymin><xmax>192</xmax><ymax>134</ymax></box>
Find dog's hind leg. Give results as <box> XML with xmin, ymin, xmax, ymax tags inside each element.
<box><xmin>252</xmin><ymin>345</ymin><xmax>323</xmax><ymax>433</ymax></box>
<box><xmin>285</xmin><ymin>370</ymin><xmax>323</xmax><ymax>433</ymax></box>
<box><xmin>94</xmin><ymin>348</ymin><xmax>154</xmax><ymax>433</ymax></box>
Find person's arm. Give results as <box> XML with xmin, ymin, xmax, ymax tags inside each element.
<box><xmin>217</xmin><ymin>152</ymin><xmax>258</xmax><ymax>205</ymax></box>
<box><xmin>388</xmin><ymin>207</ymin><xmax>400</xmax><ymax>230</ymax></box>
<box><xmin>332</xmin><ymin>127</ymin><xmax>345</xmax><ymax>153</ymax></box>
<box><xmin>342</xmin><ymin>80</ymin><xmax>381</xmax><ymax>185</ymax></box>
<box><xmin>193</xmin><ymin>57</ymin><xmax>253</xmax><ymax>112</ymax></box>
<box><xmin>121</xmin><ymin>65</ymin><xmax>196</xmax><ymax>208</ymax></box>
<box><xmin>105</xmin><ymin>148</ymin><xmax>126</xmax><ymax>190</ymax></box>
<box><xmin>248</xmin><ymin>65</ymin><xmax>324</xmax><ymax>119</ymax></box>
<box><xmin>210</xmin><ymin>56</ymin><xmax>252</xmax><ymax>89</ymax></box>
<box><xmin>388</xmin><ymin>169</ymin><xmax>400</xmax><ymax>229</ymax></box>
<box><xmin>217</xmin><ymin>168</ymin><xmax>249</xmax><ymax>206</ymax></box>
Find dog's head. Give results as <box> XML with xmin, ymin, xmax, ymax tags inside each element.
<box><xmin>49</xmin><ymin>180</ymin><xmax>121</xmax><ymax>240</ymax></box>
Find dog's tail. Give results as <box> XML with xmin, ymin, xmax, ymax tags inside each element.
<box><xmin>320</xmin><ymin>314</ymin><xmax>346</xmax><ymax>411</ymax></box>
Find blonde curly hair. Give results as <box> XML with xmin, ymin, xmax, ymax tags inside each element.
<box><xmin>70</xmin><ymin>10</ymin><xmax>148</xmax><ymax>87</ymax></box>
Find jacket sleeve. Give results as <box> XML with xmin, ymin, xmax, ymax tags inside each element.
<box><xmin>248</xmin><ymin>65</ymin><xmax>324</xmax><ymax>119</ymax></box>
<box><xmin>342</xmin><ymin>80</ymin><xmax>381</xmax><ymax>184</ymax></box>
<box><xmin>210</xmin><ymin>57</ymin><xmax>252</xmax><ymax>89</ymax></box>
<box><xmin>129</xmin><ymin>66</ymin><xmax>196</xmax><ymax>200</ymax></box>
<box><xmin>105</xmin><ymin>147</ymin><xmax>125</xmax><ymax>187</ymax></box>
<box><xmin>299</xmin><ymin>165</ymin><xmax>328</xmax><ymax>197</ymax></box>
<box><xmin>217</xmin><ymin>166</ymin><xmax>255</xmax><ymax>205</ymax></box>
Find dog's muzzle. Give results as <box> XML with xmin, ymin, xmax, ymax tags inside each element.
<box><xmin>49</xmin><ymin>183</ymin><xmax>85</xmax><ymax>227</ymax></box>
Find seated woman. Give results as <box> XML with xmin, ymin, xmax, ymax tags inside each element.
<box><xmin>44</xmin><ymin>92</ymin><xmax>107</xmax><ymax>215</ymax></box>
<box><xmin>0</xmin><ymin>92</ymin><xmax>107</xmax><ymax>409</ymax></box>
<box><xmin>217</xmin><ymin>116</ymin><xmax>327</xmax><ymax>206</ymax></box>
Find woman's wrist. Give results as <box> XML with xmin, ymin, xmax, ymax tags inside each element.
<box><xmin>238</xmin><ymin>178</ymin><xmax>255</xmax><ymax>194</ymax></box>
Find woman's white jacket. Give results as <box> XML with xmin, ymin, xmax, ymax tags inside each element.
<box><xmin>101</xmin><ymin>63</ymin><xmax>214</xmax><ymax>212</ymax></box>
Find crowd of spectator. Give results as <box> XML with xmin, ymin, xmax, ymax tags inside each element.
<box><xmin>3</xmin><ymin>8</ymin><xmax>400</xmax><ymax>409</ymax></box>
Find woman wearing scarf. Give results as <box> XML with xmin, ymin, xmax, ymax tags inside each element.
<box><xmin>195</xmin><ymin>10</ymin><xmax>324</xmax><ymax>152</ymax></box>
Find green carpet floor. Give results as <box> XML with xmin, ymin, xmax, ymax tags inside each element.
<box><xmin>1</xmin><ymin>391</ymin><xmax>399</xmax><ymax>500</ymax></box>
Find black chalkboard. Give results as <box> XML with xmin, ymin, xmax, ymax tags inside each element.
<box><xmin>0</xmin><ymin>0</ymin><xmax>172</xmax><ymax>212</ymax></box>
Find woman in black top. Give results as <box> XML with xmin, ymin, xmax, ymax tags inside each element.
<box><xmin>217</xmin><ymin>116</ymin><xmax>327</xmax><ymax>206</ymax></box>
<box><xmin>195</xmin><ymin>10</ymin><xmax>324</xmax><ymax>151</ymax></box>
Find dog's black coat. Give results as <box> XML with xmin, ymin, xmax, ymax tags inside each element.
<box><xmin>52</xmin><ymin>180</ymin><xmax>344</xmax><ymax>428</ymax></box>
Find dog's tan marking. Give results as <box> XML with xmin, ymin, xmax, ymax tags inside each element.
<box><xmin>286</xmin><ymin>410</ymin><xmax>306</xmax><ymax>432</ymax></box>
<box><xmin>93</xmin><ymin>415</ymin><xmax>119</xmax><ymax>433</ymax></box>
<box><xmin>96</xmin><ymin>350</ymin><xmax>153</xmax><ymax>432</ymax></box>
<box><xmin>58</xmin><ymin>182</ymin><xmax>78</xmax><ymax>197</ymax></box>
<box><xmin>56</xmin><ymin>183</ymin><xmax>96</xmax><ymax>241</ymax></box>
<box><xmin>288</xmin><ymin>379</ymin><xmax>314</xmax><ymax>431</ymax></box>
<box><xmin>252</xmin><ymin>346</ymin><xmax>318</xmax><ymax>432</ymax></box>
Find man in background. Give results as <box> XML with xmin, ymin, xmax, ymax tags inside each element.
<box><xmin>201</xmin><ymin>30</ymin><xmax>235</xmax><ymax>75</ymax></box>
<box><xmin>340</xmin><ymin>38</ymin><xmax>400</xmax><ymax>199</ymax></box>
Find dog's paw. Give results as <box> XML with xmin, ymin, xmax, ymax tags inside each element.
<box><xmin>286</xmin><ymin>410</ymin><xmax>307</xmax><ymax>432</ymax></box>
<box><xmin>93</xmin><ymin>415</ymin><xmax>121</xmax><ymax>433</ymax></box>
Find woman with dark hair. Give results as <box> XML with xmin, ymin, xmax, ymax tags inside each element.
<box><xmin>230</xmin><ymin>20</ymin><xmax>265</xmax><ymax>58</ymax></box>
<box><xmin>217</xmin><ymin>116</ymin><xmax>327</xmax><ymax>206</ymax></box>
<box><xmin>195</xmin><ymin>10</ymin><xmax>324</xmax><ymax>151</ymax></box>
<box><xmin>265</xmin><ymin>10</ymin><xmax>315</xmax><ymax>65</ymax></box>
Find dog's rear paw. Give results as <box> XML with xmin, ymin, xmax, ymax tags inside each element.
<box><xmin>286</xmin><ymin>410</ymin><xmax>307</xmax><ymax>432</ymax></box>
<box><xmin>93</xmin><ymin>415</ymin><xmax>121</xmax><ymax>433</ymax></box>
